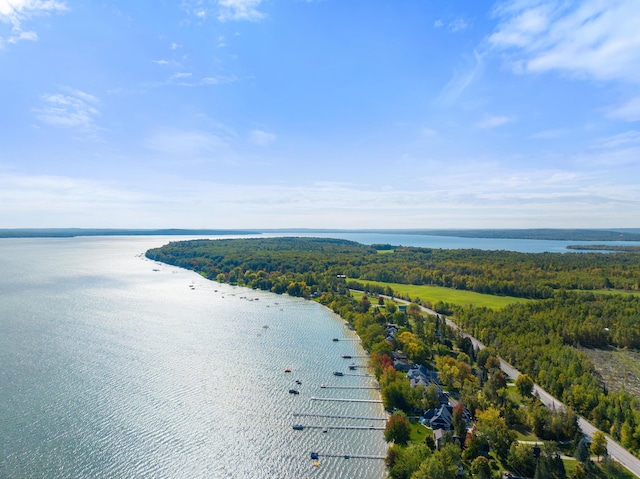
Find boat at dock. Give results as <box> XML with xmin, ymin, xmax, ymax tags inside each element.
<box><xmin>289</xmin><ymin>389</ymin><xmax>300</xmax><ymax>394</ymax></box>
<box><xmin>333</xmin><ymin>371</ymin><xmax>344</xmax><ymax>376</ymax></box>
<box><xmin>341</xmin><ymin>354</ymin><xmax>352</xmax><ymax>358</ymax></box>
<box><xmin>292</xmin><ymin>424</ymin><xmax>304</xmax><ymax>430</ymax></box>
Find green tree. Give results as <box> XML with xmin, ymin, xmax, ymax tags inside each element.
<box><xmin>590</xmin><ymin>430</ymin><xmax>607</xmax><ymax>462</ymax></box>
<box><xmin>516</xmin><ymin>374</ymin><xmax>534</xmax><ymax>398</ymax></box>
<box><xmin>574</xmin><ymin>437</ymin><xmax>590</xmax><ymax>464</ymax></box>
<box><xmin>507</xmin><ymin>442</ymin><xmax>536</xmax><ymax>478</ymax></box>
<box><xmin>411</xmin><ymin>444</ymin><xmax>461</xmax><ymax>479</ymax></box>
<box><xmin>475</xmin><ymin>407</ymin><xmax>515</xmax><ymax>460</ymax></box>
<box><xmin>471</xmin><ymin>456</ymin><xmax>491</xmax><ymax>479</ymax></box>
<box><xmin>384</xmin><ymin>413</ymin><xmax>411</xmax><ymax>446</ymax></box>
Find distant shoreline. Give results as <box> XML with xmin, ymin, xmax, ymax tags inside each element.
<box><xmin>2</xmin><ymin>227</ymin><xmax>640</xmax><ymax>242</ymax></box>
<box><xmin>567</xmin><ymin>244</ymin><xmax>640</xmax><ymax>252</ymax></box>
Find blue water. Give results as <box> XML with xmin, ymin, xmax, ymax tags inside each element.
<box><xmin>263</xmin><ymin>232</ymin><xmax>640</xmax><ymax>253</ymax></box>
<box><xmin>0</xmin><ymin>237</ymin><xmax>387</xmax><ymax>478</ymax></box>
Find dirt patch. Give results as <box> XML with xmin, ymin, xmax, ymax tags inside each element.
<box><xmin>578</xmin><ymin>347</ymin><xmax>640</xmax><ymax>398</ymax></box>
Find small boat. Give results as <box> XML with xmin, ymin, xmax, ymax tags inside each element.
<box><xmin>310</xmin><ymin>452</ymin><xmax>319</xmax><ymax>460</ymax></box>
<box><xmin>292</xmin><ymin>424</ymin><xmax>304</xmax><ymax>430</ymax></box>
<box><xmin>289</xmin><ymin>389</ymin><xmax>299</xmax><ymax>394</ymax></box>
<box><xmin>322</xmin><ymin>426</ymin><xmax>328</xmax><ymax>433</ymax></box>
<box><xmin>348</xmin><ymin>364</ymin><xmax>357</xmax><ymax>370</ymax></box>
<box><xmin>284</xmin><ymin>369</ymin><xmax>291</xmax><ymax>373</ymax></box>
<box><xmin>341</xmin><ymin>354</ymin><xmax>352</xmax><ymax>359</ymax></box>
<box><xmin>333</xmin><ymin>371</ymin><xmax>344</xmax><ymax>376</ymax></box>
<box><xmin>295</xmin><ymin>380</ymin><xmax>302</xmax><ymax>385</ymax></box>
<box><xmin>262</xmin><ymin>325</ymin><xmax>269</xmax><ymax>329</ymax></box>
<box><xmin>332</xmin><ymin>338</ymin><xmax>339</xmax><ymax>342</ymax></box>
<box><xmin>313</xmin><ymin>461</ymin><xmax>320</xmax><ymax>467</ymax></box>
<box><xmin>320</xmin><ymin>384</ymin><xmax>326</xmax><ymax>388</ymax></box>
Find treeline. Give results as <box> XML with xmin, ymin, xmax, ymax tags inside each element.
<box><xmin>147</xmin><ymin>237</ymin><xmax>640</xmax><ymax>300</ymax></box>
<box><xmin>454</xmin><ymin>294</ymin><xmax>640</xmax><ymax>455</ymax></box>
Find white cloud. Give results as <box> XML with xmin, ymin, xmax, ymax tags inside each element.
<box><xmin>607</xmin><ymin>96</ymin><xmax>640</xmax><ymax>122</ymax></box>
<box><xmin>33</xmin><ymin>88</ymin><xmax>100</xmax><ymax>131</ymax></box>
<box><xmin>434</xmin><ymin>19</ymin><xmax>443</xmax><ymax>28</ymax></box>
<box><xmin>476</xmin><ymin>115</ymin><xmax>513</xmax><ymax>129</ymax></box>
<box><xmin>250</xmin><ymin>129</ymin><xmax>276</xmax><ymax>146</ymax></box>
<box><xmin>0</xmin><ymin>0</ymin><xmax>67</xmax><ymax>47</ymax></box>
<box><xmin>489</xmin><ymin>0</ymin><xmax>640</xmax><ymax>84</ymax></box>
<box><xmin>181</xmin><ymin>0</ymin><xmax>265</xmax><ymax>23</ymax></box>
<box><xmin>449</xmin><ymin>17</ymin><xmax>468</xmax><ymax>32</ymax></box>
<box><xmin>218</xmin><ymin>0</ymin><xmax>265</xmax><ymax>22</ymax></box>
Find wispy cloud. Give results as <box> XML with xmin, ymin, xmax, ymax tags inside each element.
<box><xmin>592</xmin><ymin>130</ymin><xmax>640</xmax><ymax>149</ymax></box>
<box><xmin>143</xmin><ymin>128</ymin><xmax>230</xmax><ymax>160</ymax></box>
<box><xmin>528</xmin><ymin>129</ymin><xmax>567</xmax><ymax>139</ymax></box>
<box><xmin>607</xmin><ymin>96</ymin><xmax>640</xmax><ymax>122</ymax></box>
<box><xmin>33</xmin><ymin>88</ymin><xmax>101</xmax><ymax>133</ymax></box>
<box><xmin>489</xmin><ymin>0</ymin><xmax>640</xmax><ymax>84</ymax></box>
<box><xmin>218</xmin><ymin>0</ymin><xmax>265</xmax><ymax>22</ymax></box>
<box><xmin>0</xmin><ymin>0</ymin><xmax>67</xmax><ymax>47</ymax></box>
<box><xmin>476</xmin><ymin>115</ymin><xmax>513</xmax><ymax>129</ymax></box>
<box><xmin>249</xmin><ymin>129</ymin><xmax>276</xmax><ymax>146</ymax></box>
<box><xmin>437</xmin><ymin>49</ymin><xmax>484</xmax><ymax>106</ymax></box>
<box><xmin>181</xmin><ymin>0</ymin><xmax>266</xmax><ymax>23</ymax></box>
<box><xmin>449</xmin><ymin>17</ymin><xmax>468</xmax><ymax>32</ymax></box>
<box><xmin>421</xmin><ymin>127</ymin><xmax>438</xmax><ymax>138</ymax></box>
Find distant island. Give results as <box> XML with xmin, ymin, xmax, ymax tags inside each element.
<box><xmin>2</xmin><ymin>227</ymin><xmax>640</xmax><ymax>241</ymax></box>
<box><xmin>567</xmin><ymin>244</ymin><xmax>640</xmax><ymax>252</ymax></box>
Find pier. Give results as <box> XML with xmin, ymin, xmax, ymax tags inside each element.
<box><xmin>293</xmin><ymin>424</ymin><xmax>385</xmax><ymax>431</ymax></box>
<box><xmin>310</xmin><ymin>452</ymin><xmax>386</xmax><ymax>460</ymax></box>
<box><xmin>310</xmin><ymin>397</ymin><xmax>383</xmax><ymax>403</ymax></box>
<box><xmin>293</xmin><ymin>412</ymin><xmax>387</xmax><ymax>421</ymax></box>
<box><xmin>320</xmin><ymin>385</ymin><xmax>380</xmax><ymax>390</ymax></box>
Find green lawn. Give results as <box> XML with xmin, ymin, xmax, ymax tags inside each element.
<box><xmin>351</xmin><ymin>279</ymin><xmax>530</xmax><ymax>309</ymax></box>
<box><xmin>409</xmin><ymin>421</ymin><xmax>430</xmax><ymax>444</ymax></box>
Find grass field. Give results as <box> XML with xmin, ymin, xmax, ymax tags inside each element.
<box><xmin>351</xmin><ymin>279</ymin><xmax>530</xmax><ymax>309</ymax></box>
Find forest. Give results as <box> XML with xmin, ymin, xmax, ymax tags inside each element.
<box><xmin>146</xmin><ymin>237</ymin><xmax>640</xmax><ymax>474</ymax></box>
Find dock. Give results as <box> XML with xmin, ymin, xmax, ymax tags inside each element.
<box><xmin>293</xmin><ymin>412</ymin><xmax>387</xmax><ymax>421</ymax></box>
<box><xmin>310</xmin><ymin>452</ymin><xmax>386</xmax><ymax>460</ymax></box>
<box><xmin>320</xmin><ymin>385</ymin><xmax>380</xmax><ymax>390</ymax></box>
<box><xmin>310</xmin><ymin>397</ymin><xmax>383</xmax><ymax>403</ymax></box>
<box><xmin>293</xmin><ymin>424</ymin><xmax>385</xmax><ymax>431</ymax></box>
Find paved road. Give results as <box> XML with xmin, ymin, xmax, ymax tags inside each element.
<box><xmin>380</xmin><ymin>294</ymin><xmax>640</xmax><ymax>477</ymax></box>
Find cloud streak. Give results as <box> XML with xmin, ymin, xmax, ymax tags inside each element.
<box><xmin>0</xmin><ymin>0</ymin><xmax>67</xmax><ymax>47</ymax></box>
<box><xmin>33</xmin><ymin>88</ymin><xmax>101</xmax><ymax>133</ymax></box>
<box><xmin>489</xmin><ymin>0</ymin><xmax>640</xmax><ymax>84</ymax></box>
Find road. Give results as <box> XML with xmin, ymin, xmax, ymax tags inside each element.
<box><xmin>382</xmin><ymin>295</ymin><xmax>640</xmax><ymax>477</ymax></box>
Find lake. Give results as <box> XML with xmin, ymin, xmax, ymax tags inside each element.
<box><xmin>0</xmin><ymin>236</ymin><xmax>387</xmax><ymax>478</ymax></box>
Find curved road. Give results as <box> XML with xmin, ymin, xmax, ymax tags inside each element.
<box><xmin>382</xmin><ymin>295</ymin><xmax>640</xmax><ymax>477</ymax></box>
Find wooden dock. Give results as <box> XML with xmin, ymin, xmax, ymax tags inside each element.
<box><xmin>311</xmin><ymin>452</ymin><xmax>386</xmax><ymax>460</ymax></box>
<box><xmin>293</xmin><ymin>412</ymin><xmax>387</xmax><ymax>421</ymax></box>
<box><xmin>294</xmin><ymin>424</ymin><xmax>385</xmax><ymax>431</ymax></box>
<box><xmin>310</xmin><ymin>397</ymin><xmax>383</xmax><ymax>403</ymax></box>
<box><xmin>320</xmin><ymin>385</ymin><xmax>380</xmax><ymax>390</ymax></box>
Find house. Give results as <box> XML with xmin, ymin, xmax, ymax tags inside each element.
<box><xmin>423</xmin><ymin>404</ymin><xmax>453</xmax><ymax>430</ymax></box>
<box><xmin>393</xmin><ymin>358</ymin><xmax>412</xmax><ymax>372</ymax></box>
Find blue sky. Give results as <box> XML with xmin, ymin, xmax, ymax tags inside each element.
<box><xmin>1</xmin><ymin>0</ymin><xmax>639</xmax><ymax>229</ymax></box>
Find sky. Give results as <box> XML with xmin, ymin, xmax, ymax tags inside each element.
<box><xmin>1</xmin><ymin>0</ymin><xmax>640</xmax><ymax>229</ymax></box>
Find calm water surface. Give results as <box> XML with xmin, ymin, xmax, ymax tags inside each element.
<box><xmin>0</xmin><ymin>237</ymin><xmax>387</xmax><ymax>478</ymax></box>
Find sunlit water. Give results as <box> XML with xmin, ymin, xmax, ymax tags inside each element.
<box><xmin>0</xmin><ymin>237</ymin><xmax>388</xmax><ymax>478</ymax></box>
